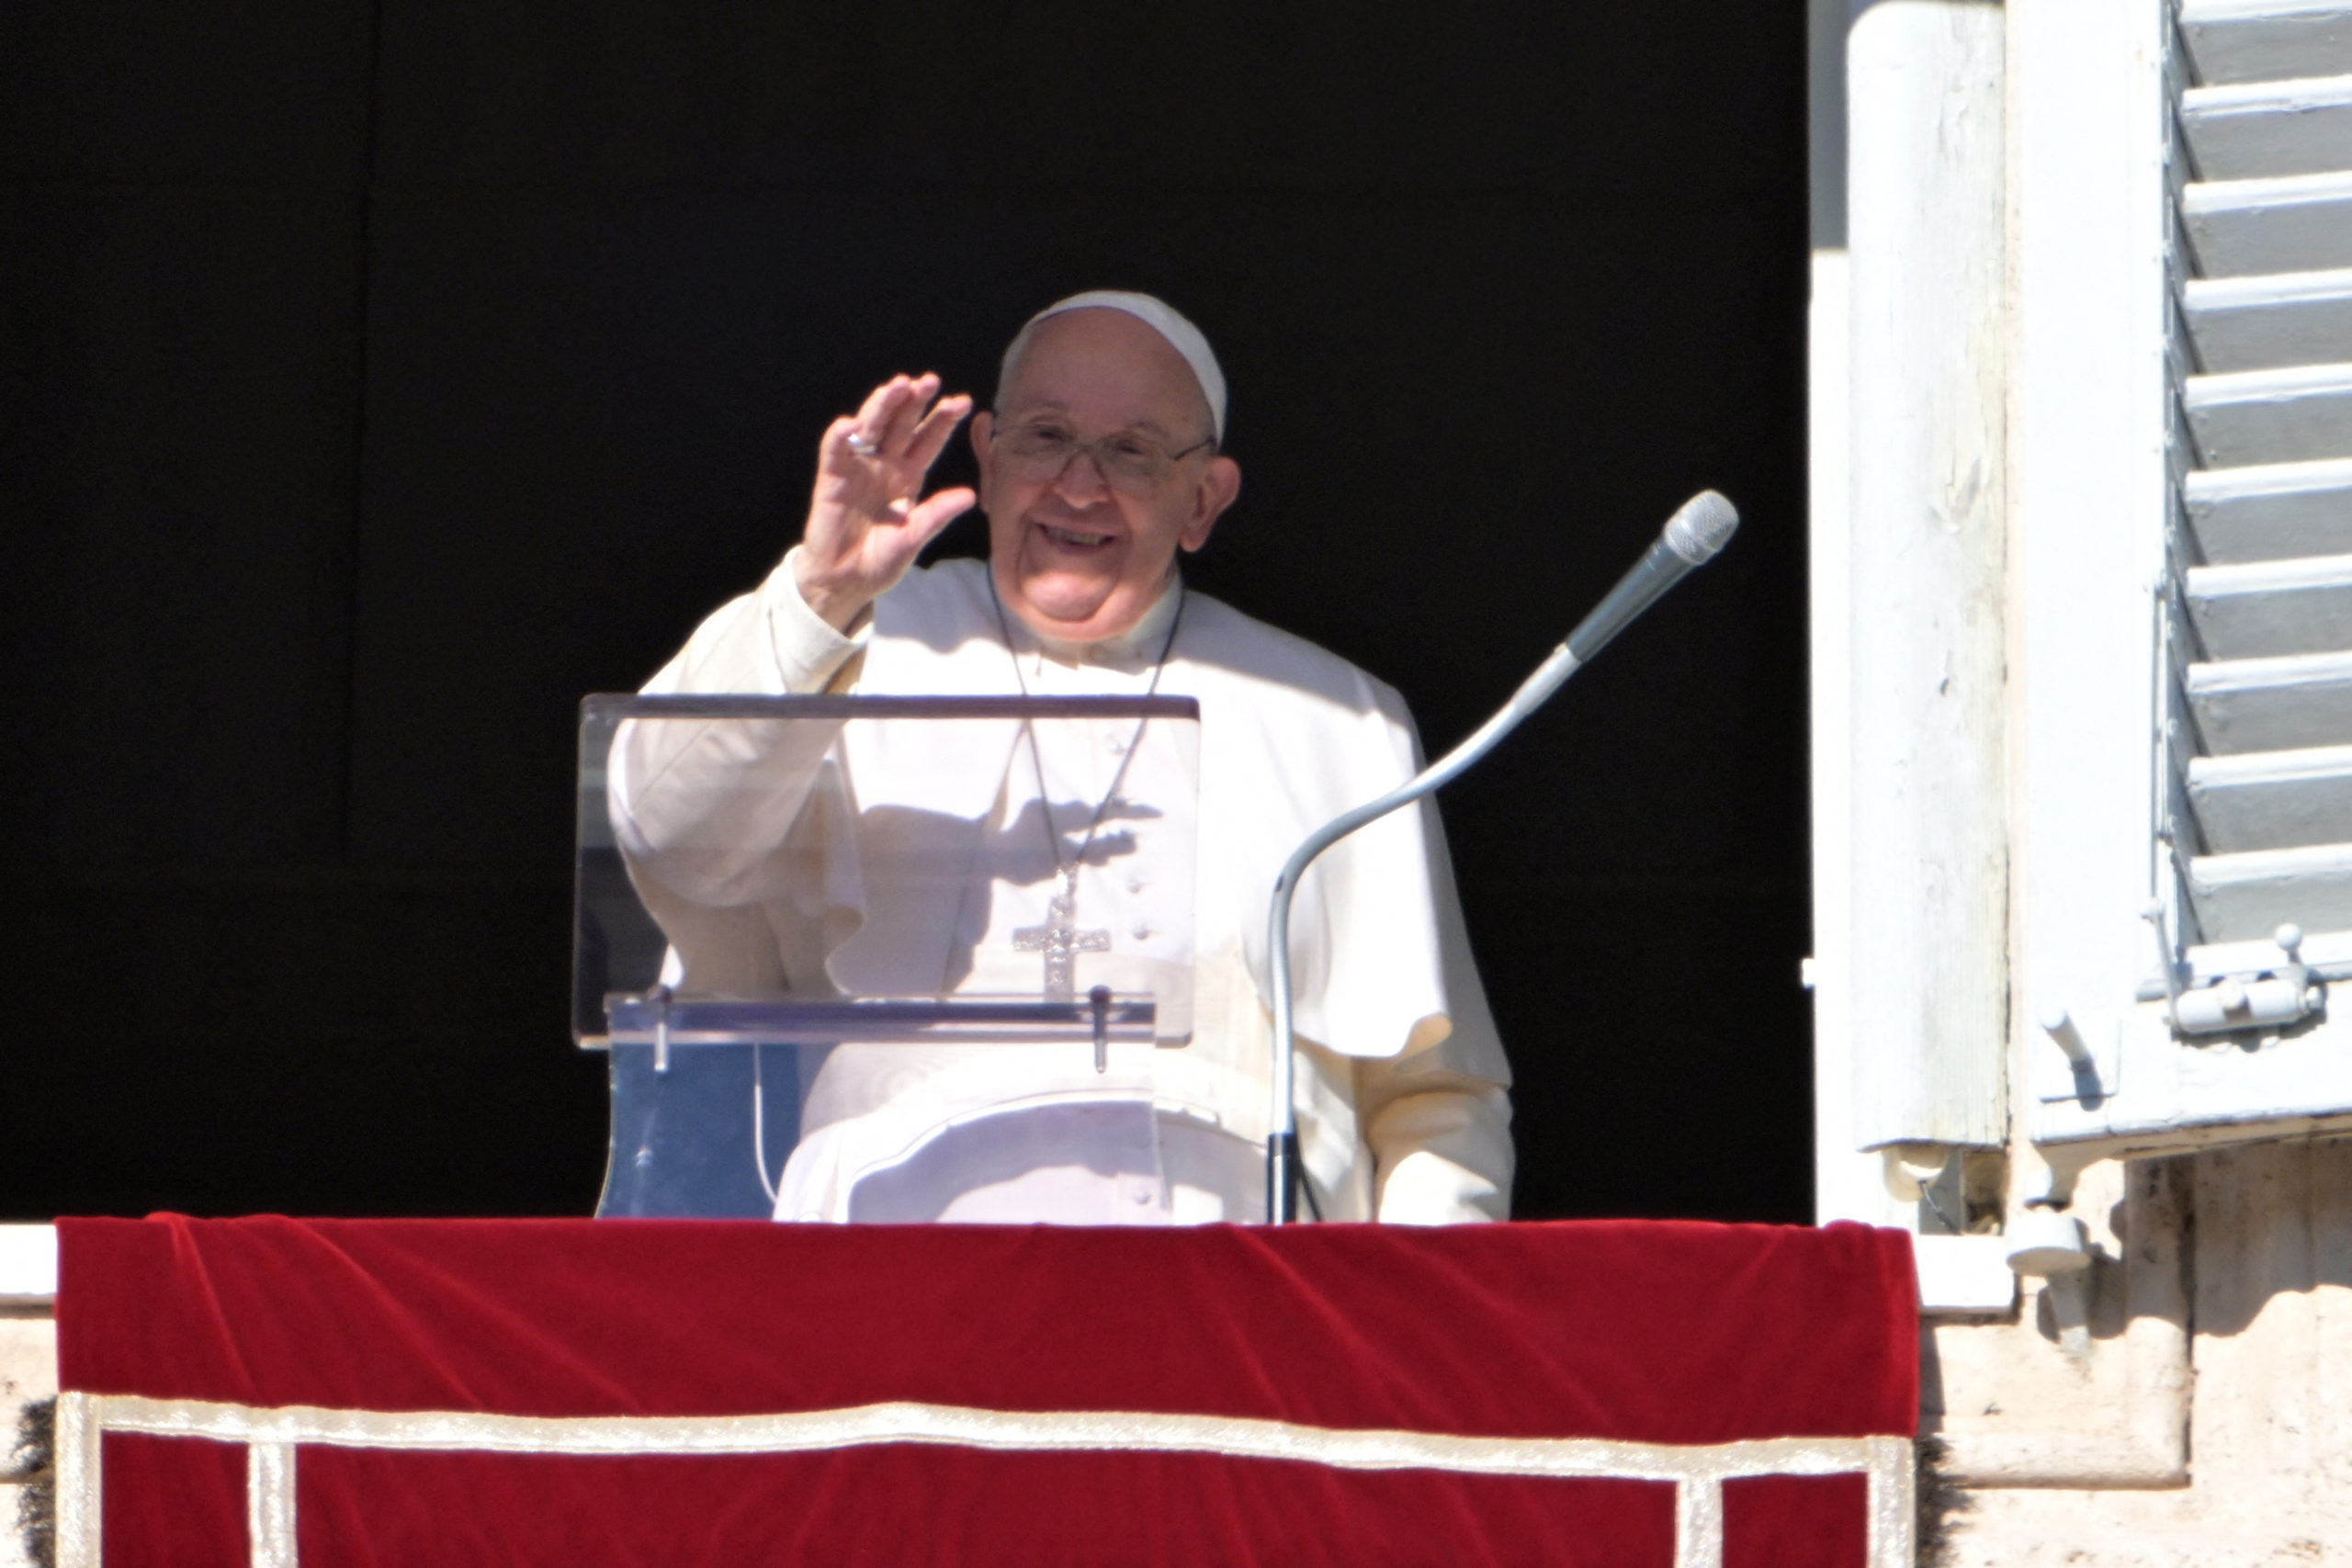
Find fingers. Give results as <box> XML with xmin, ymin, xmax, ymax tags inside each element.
<box><xmin>839</xmin><ymin>373</ymin><xmax>965</xmax><ymax>467</ymax></box>
<box><xmin>876</xmin><ymin>373</ymin><xmax>942</xmax><ymax>455</ymax></box>
<box><xmin>819</xmin><ymin>414</ymin><xmax>870</xmax><ymax>472</ymax></box>
<box><xmin>905</xmin><ymin>392</ymin><xmax>974</xmax><ymax>474</ymax></box>
<box><xmin>843</xmin><ymin>374</ymin><xmax>924</xmax><ymax>461</ymax></box>
<box><xmin>820</xmin><ymin>379</ymin><xmax>908</xmax><ymax>471</ymax></box>
<box><xmin>847</xmin><ymin>375</ymin><xmax>914</xmax><ymax>454</ymax></box>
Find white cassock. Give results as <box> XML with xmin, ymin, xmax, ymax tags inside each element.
<box><xmin>612</xmin><ymin>551</ymin><xmax>1514</xmax><ymax>1224</ymax></box>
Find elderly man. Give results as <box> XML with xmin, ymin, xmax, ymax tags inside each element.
<box><xmin>618</xmin><ymin>291</ymin><xmax>1511</xmax><ymax>1224</ymax></box>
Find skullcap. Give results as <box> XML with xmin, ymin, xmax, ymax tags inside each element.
<box><xmin>999</xmin><ymin>290</ymin><xmax>1227</xmax><ymax>444</ymax></box>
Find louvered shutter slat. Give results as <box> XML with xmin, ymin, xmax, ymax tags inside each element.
<box><xmin>2188</xmin><ymin>651</ymin><xmax>2352</xmax><ymax>755</ymax></box>
<box><xmin>2182</xmin><ymin>269</ymin><xmax>2352</xmax><ymax>373</ymax></box>
<box><xmin>2190</xmin><ymin>842</ymin><xmax>2352</xmax><ymax>938</ymax></box>
<box><xmin>2181</xmin><ymin>75</ymin><xmax>2352</xmax><ymax>178</ymax></box>
<box><xmin>2188</xmin><ymin>656</ymin><xmax>2352</xmax><ymax>754</ymax></box>
<box><xmin>2186</xmin><ymin>554</ymin><xmax>2352</xmax><ymax>656</ymax></box>
<box><xmin>2179</xmin><ymin>2</ymin><xmax>2352</xmax><ymax>86</ymax></box>
<box><xmin>2186</xmin><ymin>458</ymin><xmax>2352</xmax><ymax>562</ymax></box>
<box><xmin>2188</xmin><ymin>744</ymin><xmax>2352</xmax><ymax>851</ymax></box>
<box><xmin>2183</xmin><ymin>170</ymin><xmax>2352</xmax><ymax>276</ymax></box>
<box><xmin>2184</xmin><ymin>364</ymin><xmax>2352</xmax><ymax>464</ymax></box>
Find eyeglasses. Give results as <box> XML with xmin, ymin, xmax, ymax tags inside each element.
<box><xmin>992</xmin><ymin>419</ymin><xmax>1216</xmax><ymax>495</ymax></box>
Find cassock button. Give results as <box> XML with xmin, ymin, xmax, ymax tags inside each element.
<box><xmin>1131</xmin><ymin>923</ymin><xmax>1153</xmax><ymax>941</ymax></box>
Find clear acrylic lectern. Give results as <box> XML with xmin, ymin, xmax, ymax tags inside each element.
<box><xmin>576</xmin><ymin>694</ymin><xmax>1200</xmax><ymax>1218</ymax></box>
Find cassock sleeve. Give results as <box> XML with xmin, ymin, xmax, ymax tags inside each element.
<box><xmin>650</xmin><ymin>547</ymin><xmax>869</xmax><ymax>699</ymax></box>
<box><xmin>609</xmin><ymin>551</ymin><xmax>872</xmax><ymax>988</ymax></box>
<box><xmin>1271</xmin><ymin>680</ymin><xmax>1510</xmax><ymax>1064</ymax></box>
<box><xmin>616</xmin><ymin>548</ymin><xmax>870</xmax><ymax>900</ymax></box>
<box><xmin>1351</xmin><ymin>773</ymin><xmax>1516</xmax><ymax>1224</ymax></box>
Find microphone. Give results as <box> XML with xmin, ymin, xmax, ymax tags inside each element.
<box><xmin>1264</xmin><ymin>489</ymin><xmax>1741</xmax><ymax>1223</ymax></box>
<box><xmin>1566</xmin><ymin>490</ymin><xmax>1741</xmax><ymax>662</ymax></box>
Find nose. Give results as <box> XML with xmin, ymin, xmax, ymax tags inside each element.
<box><xmin>1051</xmin><ymin>446</ymin><xmax>1112</xmax><ymax>504</ymax></box>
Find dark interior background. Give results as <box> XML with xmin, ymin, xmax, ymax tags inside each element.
<box><xmin>0</xmin><ymin>2</ymin><xmax>1813</xmax><ymax>1222</ymax></box>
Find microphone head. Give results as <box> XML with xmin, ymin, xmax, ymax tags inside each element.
<box><xmin>1661</xmin><ymin>490</ymin><xmax>1739</xmax><ymax>564</ymax></box>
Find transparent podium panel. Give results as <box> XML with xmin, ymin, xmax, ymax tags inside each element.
<box><xmin>576</xmin><ymin>694</ymin><xmax>1200</xmax><ymax>1218</ymax></box>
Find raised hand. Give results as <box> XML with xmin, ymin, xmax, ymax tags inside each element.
<box><xmin>791</xmin><ymin>373</ymin><xmax>976</xmax><ymax>631</ymax></box>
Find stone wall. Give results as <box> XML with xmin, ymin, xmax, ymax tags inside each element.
<box><xmin>0</xmin><ymin>1309</ymin><xmax>54</xmax><ymax>1568</ymax></box>
<box><xmin>1940</xmin><ymin>1137</ymin><xmax>2352</xmax><ymax>1565</ymax></box>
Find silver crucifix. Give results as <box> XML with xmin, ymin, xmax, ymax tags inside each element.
<box><xmin>1013</xmin><ymin>874</ymin><xmax>1111</xmax><ymax>1002</ymax></box>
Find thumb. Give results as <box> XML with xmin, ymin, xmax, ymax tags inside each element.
<box><xmin>901</xmin><ymin>486</ymin><xmax>978</xmax><ymax>551</ymax></box>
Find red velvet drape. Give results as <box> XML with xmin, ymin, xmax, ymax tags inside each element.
<box><xmin>60</xmin><ymin>1216</ymin><xmax>1916</xmax><ymax>1566</ymax></box>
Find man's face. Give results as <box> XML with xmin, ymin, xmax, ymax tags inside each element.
<box><xmin>973</xmin><ymin>309</ymin><xmax>1242</xmax><ymax>644</ymax></box>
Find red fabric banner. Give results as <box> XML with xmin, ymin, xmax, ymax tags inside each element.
<box><xmin>58</xmin><ymin>1217</ymin><xmax>1917</xmax><ymax>1567</ymax></box>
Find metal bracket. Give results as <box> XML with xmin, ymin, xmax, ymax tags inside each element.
<box><xmin>2033</xmin><ymin>1004</ymin><xmax>2120</xmax><ymax>1105</ymax></box>
<box><xmin>2143</xmin><ymin>908</ymin><xmax>2325</xmax><ymax>1038</ymax></box>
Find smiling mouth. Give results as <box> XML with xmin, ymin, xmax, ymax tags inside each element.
<box><xmin>1036</xmin><ymin>523</ymin><xmax>1116</xmax><ymax>552</ymax></box>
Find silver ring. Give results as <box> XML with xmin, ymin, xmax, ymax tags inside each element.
<box><xmin>845</xmin><ymin>432</ymin><xmax>879</xmax><ymax>456</ymax></box>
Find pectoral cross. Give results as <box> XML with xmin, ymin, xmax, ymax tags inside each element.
<box><xmin>1013</xmin><ymin>874</ymin><xmax>1111</xmax><ymax>1002</ymax></box>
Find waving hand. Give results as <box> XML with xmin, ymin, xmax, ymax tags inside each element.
<box><xmin>791</xmin><ymin>373</ymin><xmax>976</xmax><ymax>631</ymax></box>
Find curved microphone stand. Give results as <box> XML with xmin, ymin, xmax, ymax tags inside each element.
<box><xmin>1263</xmin><ymin>490</ymin><xmax>1740</xmax><ymax>1223</ymax></box>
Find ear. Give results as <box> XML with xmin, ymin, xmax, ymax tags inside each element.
<box><xmin>968</xmin><ymin>410</ymin><xmax>996</xmax><ymax>488</ymax></box>
<box><xmin>1180</xmin><ymin>455</ymin><xmax>1241</xmax><ymax>554</ymax></box>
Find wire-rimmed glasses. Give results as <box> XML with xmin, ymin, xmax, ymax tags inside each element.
<box><xmin>992</xmin><ymin>419</ymin><xmax>1216</xmax><ymax>495</ymax></box>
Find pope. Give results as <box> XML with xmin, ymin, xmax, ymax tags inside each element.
<box><xmin>616</xmin><ymin>291</ymin><xmax>1514</xmax><ymax>1224</ymax></box>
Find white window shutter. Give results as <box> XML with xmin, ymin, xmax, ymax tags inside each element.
<box><xmin>2026</xmin><ymin>0</ymin><xmax>2352</xmax><ymax>1156</ymax></box>
<box><xmin>1841</xmin><ymin>0</ymin><xmax>2010</xmax><ymax>1159</ymax></box>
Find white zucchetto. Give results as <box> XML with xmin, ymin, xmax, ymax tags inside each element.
<box><xmin>998</xmin><ymin>290</ymin><xmax>1227</xmax><ymax>444</ymax></box>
